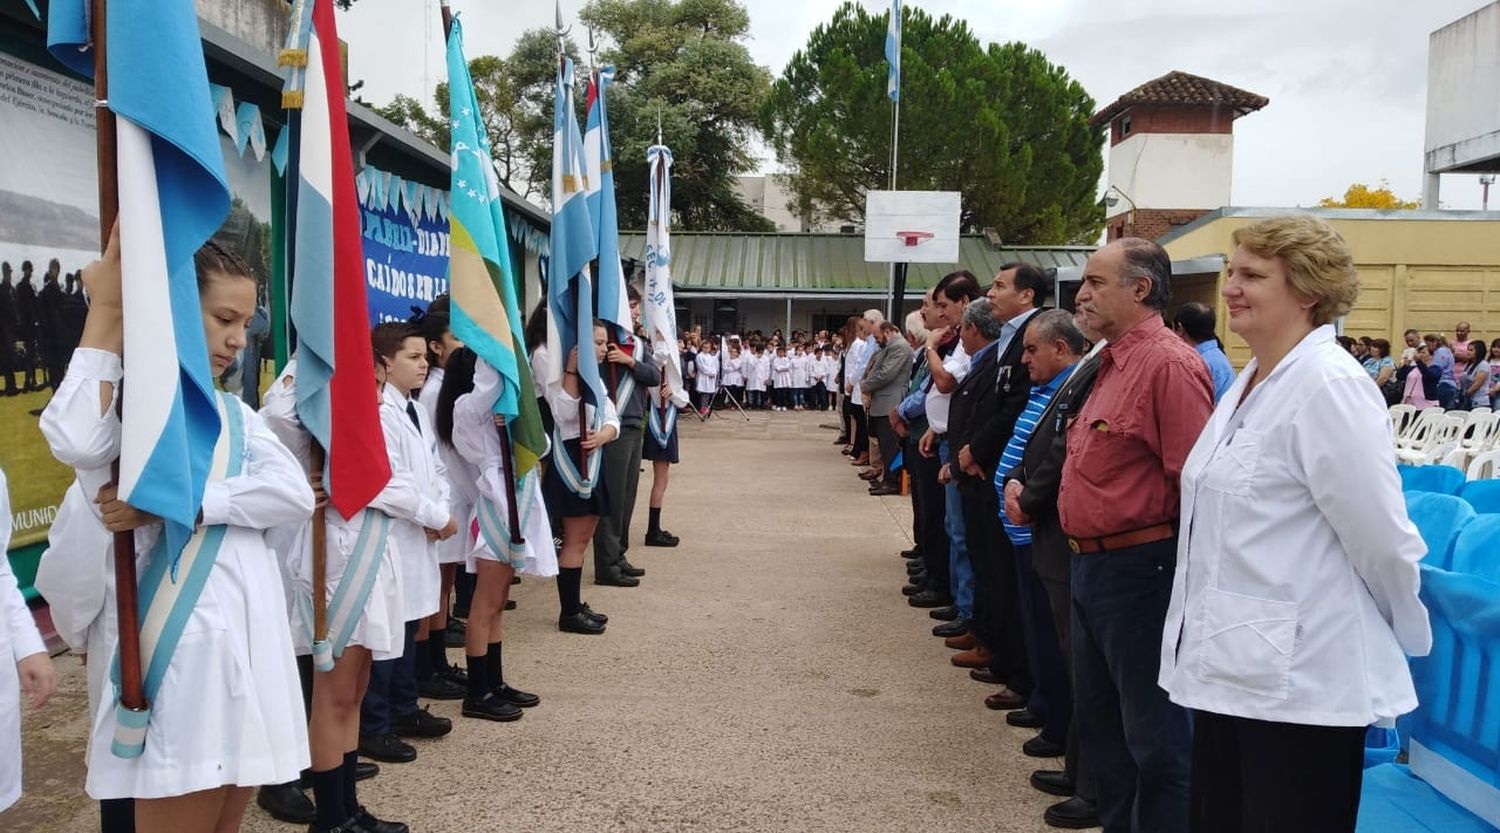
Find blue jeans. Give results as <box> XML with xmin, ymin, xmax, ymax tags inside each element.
<box><xmin>361</xmin><ymin>619</ymin><xmax>420</xmax><ymax>735</ymax></box>
<box><xmin>939</xmin><ymin>439</ymin><xmax>974</xmax><ymax>619</ymax></box>
<box><xmin>1071</xmin><ymin>539</ymin><xmax>1191</xmax><ymax>833</ymax></box>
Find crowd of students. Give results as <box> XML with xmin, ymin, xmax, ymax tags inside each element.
<box><xmin>0</xmin><ymin>231</ymin><xmax>688</xmax><ymax>833</ymax></box>
<box><xmin>678</xmin><ymin>328</ymin><xmax>843</xmax><ymax>414</ymax></box>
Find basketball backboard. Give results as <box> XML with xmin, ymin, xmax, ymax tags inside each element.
<box><xmin>864</xmin><ymin>190</ymin><xmax>961</xmax><ymax>264</ymax></box>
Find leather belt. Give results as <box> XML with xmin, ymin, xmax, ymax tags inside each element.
<box><xmin>1068</xmin><ymin>523</ymin><xmax>1176</xmax><ymax>555</ymax></box>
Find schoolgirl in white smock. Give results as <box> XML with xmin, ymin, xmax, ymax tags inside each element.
<box><xmin>420</xmin><ymin>367</ymin><xmax>471</xmax><ymax>568</ymax></box>
<box><xmin>0</xmin><ymin>467</ymin><xmax>47</xmax><ymax>812</ymax></box>
<box><xmin>41</xmin><ymin>348</ymin><xmax>314</xmax><ymax>800</ymax></box>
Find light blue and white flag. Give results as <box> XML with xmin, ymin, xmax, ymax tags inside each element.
<box><xmin>547</xmin><ymin>55</ymin><xmax>606</xmax><ymax>496</ymax></box>
<box><xmin>886</xmin><ymin>0</ymin><xmax>902</xmax><ymax>103</ymax></box>
<box><xmin>644</xmin><ymin>142</ymin><xmax>689</xmax><ymax>421</ymax></box>
<box><xmin>583</xmin><ymin>66</ymin><xmax>632</xmax><ymax>342</ymax></box>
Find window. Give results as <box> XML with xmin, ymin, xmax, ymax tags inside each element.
<box><xmin>1119</xmin><ymin>114</ymin><xmax>1132</xmax><ymax>137</ymax></box>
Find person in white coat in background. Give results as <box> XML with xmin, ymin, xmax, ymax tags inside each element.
<box><xmin>1160</xmin><ymin>215</ymin><xmax>1432</xmax><ymax>833</ymax></box>
<box><xmin>0</xmin><ymin>466</ymin><xmax>56</xmax><ymax>815</ymax></box>
<box><xmin>41</xmin><ymin>234</ymin><xmax>313</xmax><ymax>833</ymax></box>
<box><xmin>693</xmin><ymin>340</ymin><xmax>720</xmax><ymax>415</ymax></box>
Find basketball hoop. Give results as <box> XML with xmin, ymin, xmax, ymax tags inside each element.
<box><xmin>895</xmin><ymin>230</ymin><xmax>934</xmax><ymax>247</ymax></box>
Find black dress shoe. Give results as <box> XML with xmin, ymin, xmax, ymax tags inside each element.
<box><xmin>901</xmin><ymin>582</ymin><xmax>926</xmax><ymax>596</ymax></box>
<box><xmin>868</xmin><ymin>483</ymin><xmax>900</xmax><ymax>496</ymax></box>
<box><xmin>1023</xmin><ymin>735</ymin><xmax>1066</xmax><ymax>758</ymax></box>
<box><xmin>970</xmin><ymin>667</ymin><xmax>1005</xmax><ymax>684</ymax></box>
<box><xmin>354</xmin><ymin>805</ymin><xmax>410</xmax><ymax>833</ymax></box>
<box><xmin>905</xmin><ymin>560</ymin><xmax>925</xmax><ymax>576</ymax></box>
<box><xmin>559</xmin><ymin>611</ymin><xmax>607</xmax><ymax>634</ymax></box>
<box><xmin>932</xmin><ymin>618</ymin><xmax>970</xmax><ymax>638</ymax></box>
<box><xmin>900</xmin><ymin>547</ymin><xmax>920</xmax><ymax>559</ymax></box>
<box><xmin>493</xmin><ymin>683</ymin><xmax>540</xmax><ymax>708</ymax></box>
<box><xmin>257</xmin><ymin>782</ymin><xmax>315</xmax><ymax>824</ymax></box>
<box><xmin>355</xmin><ymin>761</ymin><xmax>379</xmax><ymax>782</ymax></box>
<box><xmin>504</xmin><ymin>599</ymin><xmax>517</xmax><ymax>610</ymax></box>
<box><xmin>358</xmin><ymin>732</ymin><xmax>416</xmax><ymax>763</ymax></box>
<box><xmin>595</xmin><ymin>571</ymin><xmax>640</xmax><ymax>587</ymax></box>
<box><xmin>440</xmin><ymin>662</ymin><xmax>468</xmax><ymax>685</ymax></box>
<box><xmin>644</xmin><ymin>529</ymin><xmax>680</xmax><ymax>547</ymax></box>
<box><xmin>391</xmin><ymin>706</ymin><xmax>453</xmax><ymax>739</ymax></box>
<box><xmin>462</xmin><ymin>692</ymin><xmax>524</xmax><ymax>722</ymax></box>
<box><xmin>1044</xmin><ymin>797</ymin><xmax>1099</xmax><ymax>829</ymax></box>
<box><xmin>510</xmin><ymin>574</ymin><xmax>522</xmax><ymax>585</ymax></box>
<box><xmin>416</xmin><ymin>674</ymin><xmax>466</xmax><ymax>701</ymax></box>
<box><xmin>1030</xmin><ymin>769</ymin><xmax>1075</xmax><ymax>798</ymax></box>
<box><xmin>907</xmin><ymin>590</ymin><xmax>952</xmax><ymax>608</ymax></box>
<box><xmin>929</xmin><ymin>605</ymin><xmax>958</xmax><ymax>621</ymax></box>
<box><xmin>619</xmin><ymin>561</ymin><xmax>646</xmax><ymax>577</ymax></box>
<box><xmin>580</xmin><ymin>602</ymin><xmax>608</xmax><ymax>624</ymax></box>
<box><xmin>1007</xmin><ymin>708</ymin><xmax>1045</xmax><ymax>729</ymax></box>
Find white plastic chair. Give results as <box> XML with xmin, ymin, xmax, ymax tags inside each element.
<box><xmin>1473</xmin><ymin>406</ymin><xmax>1493</xmax><ymax>415</ymax></box>
<box><xmin>1388</xmin><ymin>404</ymin><xmax>1417</xmax><ymax>441</ymax></box>
<box><xmin>1454</xmin><ymin>413</ymin><xmax>1500</xmax><ymax>469</ymax></box>
<box><xmin>1397</xmin><ymin>415</ymin><xmax>1466</xmax><ymax>466</ymax></box>
<box><xmin>1397</xmin><ymin>408</ymin><xmax>1448</xmax><ymax>452</ymax></box>
<box><xmin>1468</xmin><ymin>449</ymin><xmax>1500</xmax><ymax>481</ymax></box>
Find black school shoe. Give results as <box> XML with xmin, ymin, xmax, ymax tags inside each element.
<box><xmin>257</xmin><ymin>782</ymin><xmax>315</xmax><ymax>824</ymax></box>
<box><xmin>644</xmin><ymin>529</ymin><xmax>680</xmax><ymax>547</ymax></box>
<box><xmin>929</xmin><ymin>605</ymin><xmax>958</xmax><ymax>621</ymax></box>
<box><xmin>493</xmin><ymin>683</ymin><xmax>541</xmax><ymax>708</ymax></box>
<box><xmin>595</xmin><ymin>571</ymin><xmax>640</xmax><ymax>587</ymax></box>
<box><xmin>358</xmin><ymin>732</ymin><xmax>416</xmax><ymax>763</ymax></box>
<box><xmin>1044</xmin><ymin>797</ymin><xmax>1100</xmax><ymax>829</ymax></box>
<box><xmin>462</xmin><ymin>691</ymin><xmax>524</xmax><ymax>722</ymax></box>
<box><xmin>620</xmin><ymin>561</ymin><xmax>646</xmax><ymax>577</ymax></box>
<box><xmin>580</xmin><ymin>603</ymin><xmax>608</xmax><ymax>624</ymax></box>
<box><xmin>559</xmin><ymin>611</ymin><xmax>607</xmax><ymax>634</ymax></box>
<box><xmin>391</xmin><ymin>706</ymin><xmax>453</xmax><ymax>739</ymax></box>
<box><xmin>417</xmin><ymin>674</ymin><xmax>466</xmax><ymax>701</ymax></box>
<box><xmin>354</xmin><ymin>806</ymin><xmax>410</xmax><ymax>833</ymax></box>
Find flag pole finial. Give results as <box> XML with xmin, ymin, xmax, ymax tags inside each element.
<box><xmin>554</xmin><ymin>0</ymin><xmax>570</xmax><ymax>55</ymax></box>
<box><xmin>586</xmin><ymin>26</ymin><xmax>598</xmax><ymax>69</ymax></box>
<box><xmin>656</xmin><ymin>106</ymin><xmax>663</xmax><ymax>146</ymax></box>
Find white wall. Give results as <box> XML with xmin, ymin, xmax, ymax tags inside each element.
<box><xmin>197</xmin><ymin>0</ymin><xmax>289</xmax><ymax>54</ymax></box>
<box><xmin>1425</xmin><ymin>2</ymin><xmax>1500</xmax><ymax>173</ymax></box>
<box><xmin>1108</xmin><ymin>133</ymin><xmax>1234</xmax><ymax>212</ymax></box>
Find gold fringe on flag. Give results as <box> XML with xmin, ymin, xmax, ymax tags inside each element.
<box><xmin>282</xmin><ymin>91</ymin><xmax>305</xmax><ymax>109</ymax></box>
<box><xmin>278</xmin><ymin>48</ymin><xmax>308</xmax><ymax>68</ymax></box>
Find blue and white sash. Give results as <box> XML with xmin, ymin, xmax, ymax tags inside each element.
<box><xmin>475</xmin><ymin>474</ymin><xmax>537</xmax><ymax>564</ymax></box>
<box><xmin>647</xmin><ymin>398</ymin><xmax>676</xmax><ymax>447</ymax></box>
<box><xmin>309</xmin><ymin>508</ymin><xmax>391</xmax><ymax>672</ymax></box>
<box><xmin>551</xmin><ymin>418</ymin><xmax>604</xmax><ymax>498</ymax></box>
<box><xmin>111</xmin><ymin>392</ymin><xmax>244</xmax><ymax>758</ymax></box>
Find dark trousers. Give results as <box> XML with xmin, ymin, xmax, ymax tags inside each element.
<box><xmin>773</xmin><ymin>387</ymin><xmax>791</xmax><ymax>409</ymax></box>
<box><xmin>960</xmin><ymin>490</ymin><xmax>1031</xmax><ymax>692</ymax></box>
<box><xmin>593</xmin><ymin>420</ymin><xmax>644</xmax><ymax>577</ymax></box>
<box><xmin>812</xmin><ymin>382</ymin><xmax>828</xmax><ymax>410</ymax></box>
<box><xmin>850</xmin><ymin>403</ymin><xmax>868</xmax><ymax>455</ymax></box>
<box><xmin>1015</xmin><ymin>544</ymin><xmax>1071</xmax><ymax>745</ymax></box>
<box><xmin>1071</xmin><ymin>539</ymin><xmax>1192</xmax><ymax>833</ymax></box>
<box><xmin>870</xmin><ymin>415</ymin><xmax>900</xmax><ymax>486</ymax></box>
<box><xmin>1189</xmin><ymin>711</ymin><xmax>1365</xmax><ymax>833</ymax></box>
<box><xmin>1042</xmin><ymin>573</ymin><xmax>1098</xmax><ymax>803</ymax></box>
<box><xmin>908</xmin><ymin>435</ymin><xmax>949</xmax><ymax>594</ymax></box>
<box><xmin>362</xmin><ymin>619</ymin><xmax>420</xmax><ymax>735</ymax></box>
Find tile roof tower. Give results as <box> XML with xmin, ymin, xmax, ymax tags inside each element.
<box><xmin>1090</xmin><ymin>71</ymin><xmax>1268</xmax><ymax>241</ymax></box>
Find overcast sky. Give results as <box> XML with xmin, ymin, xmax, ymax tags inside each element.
<box><xmin>339</xmin><ymin>0</ymin><xmax>1493</xmax><ymax>211</ymax></box>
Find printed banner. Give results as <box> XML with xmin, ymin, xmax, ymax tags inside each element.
<box><xmin>358</xmin><ymin>167</ymin><xmax>450</xmax><ymax>323</ymax></box>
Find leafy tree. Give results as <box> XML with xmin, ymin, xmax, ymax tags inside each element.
<box><xmin>760</xmin><ymin>2</ymin><xmax>1103</xmax><ymax>244</ymax></box>
<box><xmin>1318</xmin><ymin>181</ymin><xmax>1420</xmax><ymax>210</ymax></box>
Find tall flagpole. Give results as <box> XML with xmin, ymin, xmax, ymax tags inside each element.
<box><xmin>885</xmin><ymin>0</ymin><xmax>902</xmax><ymax>321</ymax></box>
<box><xmin>556</xmin><ymin>1</ymin><xmax>588</xmax><ymax>474</ymax></box>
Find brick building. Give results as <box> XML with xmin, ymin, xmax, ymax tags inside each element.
<box><xmin>1090</xmin><ymin>71</ymin><xmax>1268</xmax><ymax>241</ymax></box>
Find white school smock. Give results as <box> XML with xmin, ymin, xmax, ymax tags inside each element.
<box><xmin>376</xmin><ymin>383</ymin><xmax>451</xmax><ymax>622</ymax></box>
<box><xmin>41</xmin><ymin>348</ymin><xmax>313</xmax><ymax>800</ymax></box>
<box><xmin>694</xmin><ymin>352</ymin><xmax>720</xmax><ymax>393</ymax></box>
<box><xmin>260</xmin><ymin>363</ymin><xmax>406</xmax><ymax>662</ymax></box>
<box><xmin>744</xmin><ymin>355</ymin><xmax>767</xmax><ymax>391</ymax></box>
<box><xmin>721</xmin><ymin>354</ymin><xmax>744</xmax><ymax>386</ymax></box>
<box><xmin>418</xmin><ymin>368</ymin><xmax>472</xmax><ymax>567</ymax></box>
<box><xmin>771</xmin><ymin>356</ymin><xmax>792</xmax><ymax>388</ymax></box>
<box><xmin>453</xmin><ymin>359</ymin><xmax>558</xmax><ymax>576</ymax></box>
<box><xmin>790</xmin><ymin>353</ymin><xmax>810</xmax><ymax>388</ymax></box>
<box><xmin>32</xmin><ymin>480</ymin><xmax>115</xmax><ymax>715</ymax></box>
<box><xmin>0</xmin><ymin>467</ymin><xmax>46</xmax><ymax>812</ymax></box>
<box><xmin>1161</xmin><ymin>325</ymin><xmax>1432</xmax><ymax>727</ymax></box>
<box><xmin>545</xmin><ymin>374</ymin><xmax>622</xmax><ymax>440</ymax></box>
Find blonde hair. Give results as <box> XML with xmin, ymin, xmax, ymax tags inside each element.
<box><xmin>1231</xmin><ymin>215</ymin><xmax>1358</xmax><ymax>326</ymax></box>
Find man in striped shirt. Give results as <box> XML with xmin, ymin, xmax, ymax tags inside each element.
<box><xmin>994</xmin><ymin>309</ymin><xmax>1087</xmax><ymax>766</ymax></box>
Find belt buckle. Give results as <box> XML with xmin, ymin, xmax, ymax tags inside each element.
<box><xmin>1067</xmin><ymin>538</ymin><xmax>1081</xmax><ymax>553</ymax></box>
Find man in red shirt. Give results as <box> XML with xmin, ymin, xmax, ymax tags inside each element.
<box><xmin>1058</xmin><ymin>238</ymin><xmax>1213</xmax><ymax>833</ymax></box>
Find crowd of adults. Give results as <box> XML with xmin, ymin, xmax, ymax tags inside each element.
<box><xmin>833</xmin><ymin>218</ymin><xmax>1430</xmax><ymax>833</ymax></box>
<box><xmin>0</xmin><ymin>258</ymin><xmax>88</xmax><ymax>397</ymax></box>
<box><xmin>1344</xmin><ymin>323</ymin><xmax>1500</xmax><ymax>412</ymax></box>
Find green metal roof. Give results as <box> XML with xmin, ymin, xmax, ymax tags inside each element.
<box><xmin>616</xmin><ymin>232</ymin><xmax>1093</xmax><ymax>294</ymax></box>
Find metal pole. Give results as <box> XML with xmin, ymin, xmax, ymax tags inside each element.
<box><xmin>886</xmin><ymin>97</ymin><xmax>900</xmax><ymax>320</ymax></box>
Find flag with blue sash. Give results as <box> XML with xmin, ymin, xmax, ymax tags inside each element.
<box><xmin>644</xmin><ymin>143</ymin><xmax>688</xmax><ymax>445</ymax></box>
<box><xmin>546</xmin><ymin>55</ymin><xmax>607</xmax><ymax>497</ymax></box>
<box><xmin>886</xmin><ymin>0</ymin><xmax>902</xmax><ymax>102</ymax></box>
<box><xmin>48</xmin><ymin>0</ymin><xmax>230</xmax><ymax>758</ymax></box>
<box><xmin>583</xmin><ymin>66</ymin><xmax>632</xmax><ymax>343</ymax></box>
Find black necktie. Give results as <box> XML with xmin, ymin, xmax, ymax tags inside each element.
<box><xmin>406</xmin><ymin>401</ymin><xmax>422</xmax><ymax>434</ymax></box>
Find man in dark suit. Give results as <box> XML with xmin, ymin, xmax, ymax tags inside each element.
<box><xmin>949</xmin><ymin>264</ymin><xmax>1049</xmax><ymax>707</ymax></box>
<box><xmin>1004</xmin><ymin>309</ymin><xmax>1104</xmax><ymax>831</ymax></box>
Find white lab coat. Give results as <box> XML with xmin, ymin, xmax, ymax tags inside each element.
<box><xmin>419</xmin><ymin>368</ymin><xmax>473</xmax><ymax>566</ymax></box>
<box><xmin>721</xmin><ymin>354</ymin><xmax>744</xmax><ymax>387</ymax></box>
<box><xmin>259</xmin><ymin>361</ymin><xmax>406</xmax><ymax>661</ymax></box>
<box><xmin>0</xmin><ymin>467</ymin><xmax>46</xmax><ymax>812</ymax></box>
<box><xmin>694</xmin><ymin>352</ymin><xmax>720</xmax><ymax>394</ymax></box>
<box><xmin>31</xmin><ymin>480</ymin><xmax>114</xmax><ymax>714</ymax></box>
<box><xmin>1160</xmin><ymin>325</ymin><xmax>1432</xmax><ymax>727</ymax></box>
<box><xmin>376</xmin><ymin>384</ymin><xmax>451</xmax><ymax>622</ymax></box>
<box><xmin>40</xmin><ymin>348</ymin><xmax>313</xmax><ymax>799</ymax></box>
<box><xmin>452</xmin><ymin>359</ymin><xmax>558</xmax><ymax>576</ymax></box>
<box><xmin>771</xmin><ymin>355</ymin><xmax>792</xmax><ymax>388</ymax></box>
<box><xmin>745</xmin><ymin>354</ymin><xmax>768</xmax><ymax>392</ymax></box>
<box><xmin>789</xmin><ymin>352</ymin><xmax>810</xmax><ymax>388</ymax></box>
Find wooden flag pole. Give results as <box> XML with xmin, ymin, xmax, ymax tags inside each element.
<box><xmin>310</xmin><ymin>443</ymin><xmax>328</xmax><ymax>645</ymax></box>
<box><xmin>92</xmin><ymin>0</ymin><xmax>146</xmax><ymax>717</ymax></box>
<box><xmin>442</xmin><ymin>1</ymin><xmax>523</xmax><ymax>544</ymax></box>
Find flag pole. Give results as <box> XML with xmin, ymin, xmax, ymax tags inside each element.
<box><xmin>442</xmin><ymin>1</ymin><xmax>524</xmax><ymax>545</ymax></box>
<box><xmin>584</xmin><ymin>26</ymin><xmax>620</xmax><ymax>398</ymax></box>
<box><xmin>556</xmin><ymin>4</ymin><xmax>589</xmax><ymax>475</ymax></box>
<box><xmin>886</xmin><ymin>1</ymin><xmax>902</xmax><ymax>321</ymax></box>
<box><xmin>91</xmin><ymin>0</ymin><xmax>146</xmax><ymax>721</ymax></box>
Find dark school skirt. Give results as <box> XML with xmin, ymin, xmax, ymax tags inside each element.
<box><xmin>642</xmin><ymin>418</ymin><xmax>680</xmax><ymax>464</ymax></box>
<box><xmin>543</xmin><ymin>437</ymin><xmax>611</xmax><ymax>518</ymax></box>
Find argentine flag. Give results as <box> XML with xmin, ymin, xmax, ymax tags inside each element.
<box><xmin>886</xmin><ymin>0</ymin><xmax>902</xmax><ymax>103</ymax></box>
<box><xmin>49</xmin><ymin>0</ymin><xmax>230</xmax><ymax>563</ymax></box>
<box><xmin>583</xmin><ymin>66</ymin><xmax>633</xmax><ymax>342</ymax></box>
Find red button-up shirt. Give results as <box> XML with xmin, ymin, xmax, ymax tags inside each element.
<box><xmin>1058</xmin><ymin>313</ymin><xmax>1214</xmax><ymax>540</ymax></box>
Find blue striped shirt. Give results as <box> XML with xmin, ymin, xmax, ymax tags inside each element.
<box><xmin>995</xmin><ymin>363</ymin><xmax>1076</xmax><ymax>545</ymax></box>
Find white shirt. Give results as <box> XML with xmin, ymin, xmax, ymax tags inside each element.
<box><xmin>0</xmin><ymin>467</ymin><xmax>46</xmax><ymax>812</ymax></box>
<box><xmin>925</xmin><ymin>341</ymin><xmax>970</xmax><ymax>435</ymax></box>
<box><xmin>845</xmin><ymin>335</ymin><xmax>875</xmax><ymax>404</ymax></box>
<box><xmin>1160</xmin><ymin>324</ymin><xmax>1432</xmax><ymax>727</ymax></box>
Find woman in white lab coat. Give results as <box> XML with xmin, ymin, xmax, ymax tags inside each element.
<box><xmin>41</xmin><ymin>234</ymin><xmax>313</xmax><ymax>832</ymax></box>
<box><xmin>1159</xmin><ymin>215</ymin><xmax>1431</xmax><ymax>833</ymax></box>
<box><xmin>0</xmin><ymin>466</ymin><xmax>56</xmax><ymax>814</ymax></box>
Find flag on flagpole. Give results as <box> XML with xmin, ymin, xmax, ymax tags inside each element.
<box><xmin>583</xmin><ymin>66</ymin><xmax>632</xmax><ymax>341</ymax></box>
<box><xmin>886</xmin><ymin>0</ymin><xmax>902</xmax><ymax>103</ymax></box>
<box><xmin>643</xmin><ymin>143</ymin><xmax>688</xmax><ymax>409</ymax></box>
<box><xmin>286</xmin><ymin>0</ymin><xmax>391</xmax><ymax>518</ymax></box>
<box><xmin>48</xmin><ymin>0</ymin><xmax>229</xmax><ymax>561</ymax></box>
<box><xmin>444</xmin><ymin>15</ymin><xmax>547</xmax><ymax>477</ymax></box>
